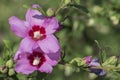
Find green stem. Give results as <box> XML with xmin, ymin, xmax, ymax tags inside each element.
<box><xmin>38</xmin><ymin>8</ymin><xmax>46</xmax><ymax>16</ymax></box>
<box><xmin>55</xmin><ymin>0</ymin><xmax>65</xmax><ymax>15</ymax></box>
<box><xmin>91</xmin><ymin>66</ymin><xmax>120</xmax><ymax>70</ymax></box>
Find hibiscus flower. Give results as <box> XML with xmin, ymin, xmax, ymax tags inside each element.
<box><xmin>9</xmin><ymin>4</ymin><xmax>60</xmax><ymax>54</ymax></box>
<box><xmin>15</xmin><ymin>48</ymin><xmax>60</xmax><ymax>75</ymax></box>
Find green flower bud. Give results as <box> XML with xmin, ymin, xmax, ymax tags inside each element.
<box><xmin>89</xmin><ymin>73</ymin><xmax>97</xmax><ymax>79</ymax></box>
<box><xmin>6</xmin><ymin>59</ymin><xmax>14</xmax><ymax>68</ymax></box>
<box><xmin>70</xmin><ymin>58</ymin><xmax>86</xmax><ymax>66</ymax></box>
<box><xmin>75</xmin><ymin>0</ymin><xmax>80</xmax><ymax>4</ymax></box>
<box><xmin>64</xmin><ymin>64</ymin><xmax>74</xmax><ymax>76</ymax></box>
<box><xmin>8</xmin><ymin>68</ymin><xmax>15</xmax><ymax>76</ymax></box>
<box><xmin>64</xmin><ymin>0</ymin><xmax>71</xmax><ymax>5</ymax></box>
<box><xmin>46</xmin><ymin>8</ymin><xmax>55</xmax><ymax>17</ymax></box>
<box><xmin>102</xmin><ymin>56</ymin><xmax>117</xmax><ymax>66</ymax></box>
<box><xmin>92</xmin><ymin>6</ymin><xmax>103</xmax><ymax>14</ymax></box>
<box><xmin>28</xmin><ymin>78</ymin><xmax>32</xmax><ymax>80</ymax></box>
<box><xmin>0</xmin><ymin>66</ymin><xmax>8</xmax><ymax>73</ymax></box>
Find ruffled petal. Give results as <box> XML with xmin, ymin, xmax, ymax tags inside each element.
<box><xmin>89</xmin><ymin>59</ymin><xmax>100</xmax><ymax>66</ymax></box>
<box><xmin>8</xmin><ymin>16</ymin><xmax>27</xmax><ymax>38</ymax></box>
<box><xmin>14</xmin><ymin>49</ymin><xmax>21</xmax><ymax>61</ymax></box>
<box><xmin>38</xmin><ymin>62</ymin><xmax>52</xmax><ymax>73</ymax></box>
<box><xmin>37</xmin><ymin>35</ymin><xmax>60</xmax><ymax>54</ymax></box>
<box><xmin>14</xmin><ymin>49</ymin><xmax>31</xmax><ymax>61</ymax></box>
<box><xmin>15</xmin><ymin>58</ymin><xmax>37</xmax><ymax>75</ymax></box>
<box><xmin>43</xmin><ymin>17</ymin><xmax>59</xmax><ymax>34</ymax></box>
<box><xmin>26</xmin><ymin>8</ymin><xmax>44</xmax><ymax>27</ymax></box>
<box><xmin>19</xmin><ymin>37</ymin><xmax>37</xmax><ymax>53</ymax></box>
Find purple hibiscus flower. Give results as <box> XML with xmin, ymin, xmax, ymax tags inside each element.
<box><xmin>8</xmin><ymin>4</ymin><xmax>60</xmax><ymax>54</ymax></box>
<box><xmin>15</xmin><ymin>48</ymin><xmax>60</xmax><ymax>75</ymax></box>
<box><xmin>89</xmin><ymin>59</ymin><xmax>106</xmax><ymax>76</ymax></box>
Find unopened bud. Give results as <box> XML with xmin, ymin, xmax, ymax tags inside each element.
<box><xmin>70</xmin><ymin>58</ymin><xmax>86</xmax><ymax>66</ymax></box>
<box><xmin>64</xmin><ymin>64</ymin><xmax>74</xmax><ymax>76</ymax></box>
<box><xmin>83</xmin><ymin>56</ymin><xmax>92</xmax><ymax>65</ymax></box>
<box><xmin>28</xmin><ymin>78</ymin><xmax>32</xmax><ymax>80</ymax></box>
<box><xmin>6</xmin><ymin>59</ymin><xmax>14</xmax><ymax>68</ymax></box>
<box><xmin>75</xmin><ymin>0</ymin><xmax>80</xmax><ymax>4</ymax></box>
<box><xmin>102</xmin><ymin>56</ymin><xmax>118</xmax><ymax>66</ymax></box>
<box><xmin>0</xmin><ymin>66</ymin><xmax>8</xmax><ymax>73</ymax></box>
<box><xmin>110</xmin><ymin>16</ymin><xmax>119</xmax><ymax>25</ymax></box>
<box><xmin>46</xmin><ymin>8</ymin><xmax>55</xmax><ymax>17</ymax></box>
<box><xmin>64</xmin><ymin>0</ymin><xmax>71</xmax><ymax>5</ymax></box>
<box><xmin>8</xmin><ymin>68</ymin><xmax>15</xmax><ymax>76</ymax></box>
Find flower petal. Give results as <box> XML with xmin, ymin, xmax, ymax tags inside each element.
<box><xmin>38</xmin><ymin>35</ymin><xmax>60</xmax><ymax>54</ymax></box>
<box><xmin>99</xmin><ymin>70</ymin><xmax>106</xmax><ymax>76</ymax></box>
<box><xmin>38</xmin><ymin>62</ymin><xmax>52</xmax><ymax>73</ymax></box>
<box><xmin>14</xmin><ymin>49</ymin><xmax>21</xmax><ymax>61</ymax></box>
<box><xmin>47</xmin><ymin>50</ymin><xmax>60</xmax><ymax>66</ymax></box>
<box><xmin>26</xmin><ymin>8</ymin><xmax>44</xmax><ymax>27</ymax></box>
<box><xmin>19</xmin><ymin>37</ymin><xmax>38</xmax><ymax>53</ymax></box>
<box><xmin>43</xmin><ymin>17</ymin><xmax>59</xmax><ymax>34</ymax></box>
<box><xmin>15</xmin><ymin>58</ymin><xmax>36</xmax><ymax>75</ymax></box>
<box><xmin>8</xmin><ymin>16</ymin><xmax>27</xmax><ymax>38</ymax></box>
<box><xmin>44</xmin><ymin>54</ymin><xmax>59</xmax><ymax>66</ymax></box>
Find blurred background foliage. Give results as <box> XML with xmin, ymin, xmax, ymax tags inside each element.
<box><xmin>0</xmin><ymin>0</ymin><xmax>120</xmax><ymax>80</ymax></box>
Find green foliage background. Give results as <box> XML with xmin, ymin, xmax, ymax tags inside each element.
<box><xmin>0</xmin><ymin>0</ymin><xmax>120</xmax><ymax>80</ymax></box>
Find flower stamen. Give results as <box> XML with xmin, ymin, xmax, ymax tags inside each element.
<box><xmin>33</xmin><ymin>56</ymin><xmax>41</xmax><ymax>66</ymax></box>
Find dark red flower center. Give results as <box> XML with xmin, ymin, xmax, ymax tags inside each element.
<box><xmin>28</xmin><ymin>25</ymin><xmax>46</xmax><ymax>40</ymax></box>
<box><xmin>28</xmin><ymin>51</ymin><xmax>46</xmax><ymax>68</ymax></box>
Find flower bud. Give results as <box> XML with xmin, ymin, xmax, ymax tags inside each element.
<box><xmin>6</xmin><ymin>59</ymin><xmax>14</xmax><ymax>68</ymax></box>
<box><xmin>89</xmin><ymin>59</ymin><xmax>106</xmax><ymax>76</ymax></box>
<box><xmin>75</xmin><ymin>0</ymin><xmax>80</xmax><ymax>4</ymax></box>
<box><xmin>64</xmin><ymin>64</ymin><xmax>74</xmax><ymax>76</ymax></box>
<box><xmin>28</xmin><ymin>78</ymin><xmax>32</xmax><ymax>80</ymax></box>
<box><xmin>0</xmin><ymin>66</ymin><xmax>8</xmax><ymax>73</ymax></box>
<box><xmin>102</xmin><ymin>56</ymin><xmax>118</xmax><ymax>66</ymax></box>
<box><xmin>64</xmin><ymin>0</ymin><xmax>71</xmax><ymax>5</ymax></box>
<box><xmin>46</xmin><ymin>8</ymin><xmax>55</xmax><ymax>17</ymax></box>
<box><xmin>70</xmin><ymin>58</ymin><xmax>86</xmax><ymax>66</ymax></box>
<box><xmin>89</xmin><ymin>73</ymin><xmax>97</xmax><ymax>79</ymax></box>
<box><xmin>83</xmin><ymin>56</ymin><xmax>92</xmax><ymax>65</ymax></box>
<box><xmin>110</xmin><ymin>16</ymin><xmax>119</xmax><ymax>25</ymax></box>
<box><xmin>92</xmin><ymin>6</ymin><xmax>103</xmax><ymax>14</ymax></box>
<box><xmin>8</xmin><ymin>68</ymin><xmax>15</xmax><ymax>76</ymax></box>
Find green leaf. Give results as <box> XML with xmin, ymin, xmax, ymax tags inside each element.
<box><xmin>16</xmin><ymin>73</ymin><xmax>28</xmax><ymax>80</ymax></box>
<box><xmin>22</xmin><ymin>4</ymin><xmax>31</xmax><ymax>9</ymax></box>
<box><xmin>3</xmin><ymin>39</ymin><xmax>11</xmax><ymax>49</ymax></box>
<box><xmin>94</xmin><ymin>40</ymin><xmax>106</xmax><ymax>65</ymax></box>
<box><xmin>0</xmin><ymin>74</ymin><xmax>7</xmax><ymax>78</ymax></box>
<box><xmin>101</xmin><ymin>50</ymin><xmax>107</xmax><ymax>63</ymax></box>
<box><xmin>69</xmin><ymin>4</ymin><xmax>89</xmax><ymax>13</ymax></box>
<box><xmin>0</xmin><ymin>57</ymin><xmax>4</xmax><ymax>66</ymax></box>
